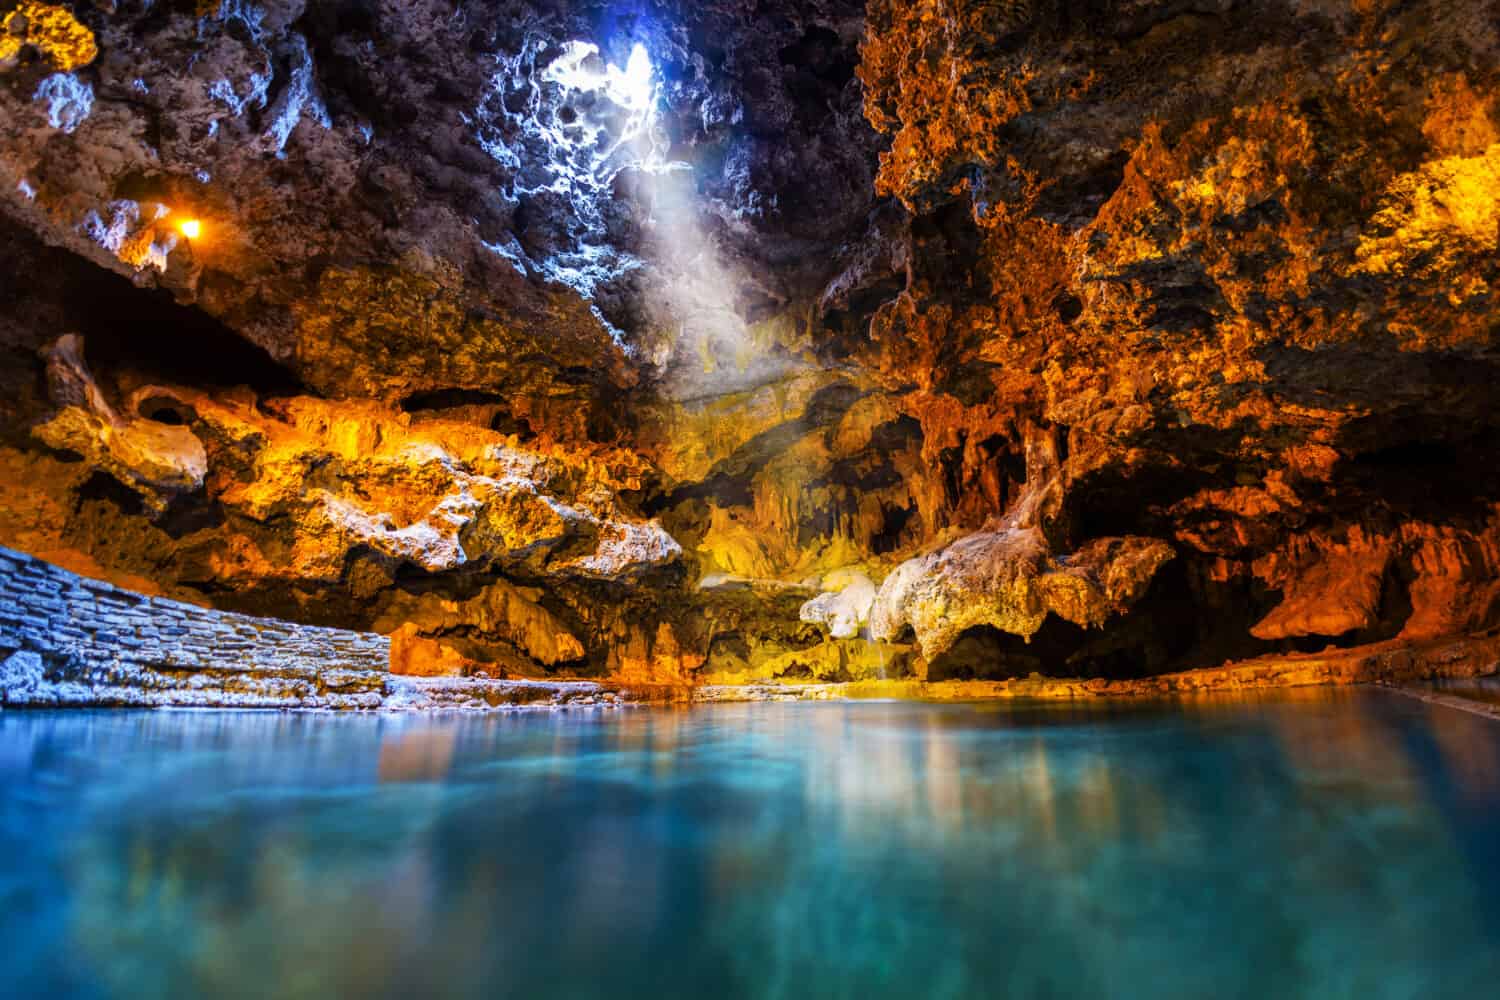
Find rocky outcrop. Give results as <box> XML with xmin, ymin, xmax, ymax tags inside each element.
<box><xmin>694</xmin><ymin>630</ymin><xmax>1500</xmax><ymax>703</ymax></box>
<box><xmin>799</xmin><ymin>569</ymin><xmax>878</xmax><ymax>639</ymax></box>
<box><xmin>3</xmin><ymin>329</ymin><xmax>685</xmax><ymax>678</ymax></box>
<box><xmin>868</xmin><ymin>528</ymin><xmax>1174</xmax><ymax>657</ymax></box>
<box><xmin>31</xmin><ymin>334</ymin><xmax>206</xmax><ymax>512</ymax></box>
<box><xmin>0</xmin><ymin>0</ymin><xmax>878</xmax><ymax>403</ymax></box>
<box><xmin>1247</xmin><ymin>515</ymin><xmax>1500</xmax><ymax>643</ymax></box>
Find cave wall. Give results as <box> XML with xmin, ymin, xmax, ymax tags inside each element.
<box><xmin>1</xmin><ymin>0</ymin><xmax>1499</xmax><ymax>685</ymax></box>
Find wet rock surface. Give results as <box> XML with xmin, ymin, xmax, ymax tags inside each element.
<box><xmin>1</xmin><ymin>0</ymin><xmax>1499</xmax><ymax>695</ymax></box>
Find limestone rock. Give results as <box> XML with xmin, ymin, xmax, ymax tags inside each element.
<box><xmin>869</xmin><ymin>527</ymin><xmax>1174</xmax><ymax>658</ymax></box>
<box><xmin>1251</xmin><ymin>532</ymin><xmax>1393</xmax><ymax>641</ymax></box>
<box><xmin>376</xmin><ymin>580</ymin><xmax>586</xmax><ymax>676</ymax></box>
<box><xmin>799</xmin><ymin>569</ymin><xmax>878</xmax><ymax>639</ymax></box>
<box><xmin>31</xmin><ymin>336</ymin><xmax>206</xmax><ymax>512</ymax></box>
<box><xmin>0</xmin><ymin>3</ymin><xmax>97</xmax><ymax>72</ymax></box>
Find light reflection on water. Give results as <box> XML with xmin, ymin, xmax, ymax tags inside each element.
<box><xmin>3</xmin><ymin>691</ymin><xmax>1500</xmax><ymax>998</ymax></box>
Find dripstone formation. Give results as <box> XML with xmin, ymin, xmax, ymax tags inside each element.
<box><xmin>1</xmin><ymin>0</ymin><xmax>1498</xmax><ymax>696</ymax></box>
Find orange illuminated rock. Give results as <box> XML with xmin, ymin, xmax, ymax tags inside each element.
<box><xmin>31</xmin><ymin>337</ymin><xmax>206</xmax><ymax>513</ymax></box>
<box><xmin>1251</xmin><ymin>531</ymin><xmax>1393</xmax><ymax>641</ymax></box>
<box><xmin>605</xmin><ymin>621</ymin><xmax>707</xmax><ymax>686</ymax></box>
<box><xmin>388</xmin><ymin>625</ymin><xmax>468</xmax><ymax>677</ymax></box>
<box><xmin>0</xmin><ymin>2</ymin><xmax>97</xmax><ymax>71</ymax></box>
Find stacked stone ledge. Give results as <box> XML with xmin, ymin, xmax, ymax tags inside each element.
<box><xmin>0</xmin><ymin>546</ymin><xmax>614</xmax><ymax>710</ymax></box>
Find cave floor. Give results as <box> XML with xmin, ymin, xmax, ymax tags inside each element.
<box><xmin>1388</xmin><ymin>677</ymin><xmax>1500</xmax><ymax>723</ymax></box>
<box><xmin>3</xmin><ymin>694</ymin><xmax>1500</xmax><ymax>998</ymax></box>
<box><xmin>1423</xmin><ymin>676</ymin><xmax>1500</xmax><ymax>707</ymax></box>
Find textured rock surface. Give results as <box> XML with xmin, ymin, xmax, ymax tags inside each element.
<box><xmin>2</xmin><ymin>0</ymin><xmax>1499</xmax><ymax>694</ymax></box>
<box><xmin>3</xmin><ymin>542</ymin><xmax>1489</xmax><ymax>709</ymax></box>
<box><xmin>869</xmin><ymin>529</ymin><xmax>1175</xmax><ymax>657</ymax></box>
<box><xmin>693</xmin><ymin>630</ymin><xmax>1500</xmax><ymax>703</ymax></box>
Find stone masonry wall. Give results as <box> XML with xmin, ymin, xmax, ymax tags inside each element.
<box><xmin>0</xmin><ymin>546</ymin><xmax>616</xmax><ymax>709</ymax></box>
<box><xmin>0</xmin><ymin>545</ymin><xmax>390</xmax><ymax>707</ymax></box>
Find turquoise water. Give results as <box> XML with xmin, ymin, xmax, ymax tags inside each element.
<box><xmin>3</xmin><ymin>693</ymin><xmax>1500</xmax><ymax>999</ymax></box>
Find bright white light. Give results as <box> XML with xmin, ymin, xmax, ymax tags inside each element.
<box><xmin>609</xmin><ymin>44</ymin><xmax>654</xmax><ymax>111</ymax></box>
<box><xmin>542</xmin><ymin>40</ymin><xmax>602</xmax><ymax>91</ymax></box>
<box><xmin>543</xmin><ymin>40</ymin><xmax>655</xmax><ymax>113</ymax></box>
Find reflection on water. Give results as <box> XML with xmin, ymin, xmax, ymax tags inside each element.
<box><xmin>3</xmin><ymin>692</ymin><xmax>1500</xmax><ymax>998</ymax></box>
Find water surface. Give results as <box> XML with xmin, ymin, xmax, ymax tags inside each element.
<box><xmin>4</xmin><ymin>691</ymin><xmax>1500</xmax><ymax>998</ymax></box>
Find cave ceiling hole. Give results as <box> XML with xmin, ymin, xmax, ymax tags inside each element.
<box><xmin>477</xmin><ymin>33</ymin><xmax>766</xmax><ymax>394</ymax></box>
<box><xmin>474</xmin><ymin>36</ymin><xmax>671</xmax><ymax>316</ymax></box>
<box><xmin>539</xmin><ymin>39</ymin><xmax>665</xmax><ymax>175</ymax></box>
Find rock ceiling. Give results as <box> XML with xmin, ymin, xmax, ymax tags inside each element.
<box><xmin>1</xmin><ymin>0</ymin><xmax>1498</xmax><ymax>685</ymax></box>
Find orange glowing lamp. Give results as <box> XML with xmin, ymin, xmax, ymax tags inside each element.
<box><xmin>178</xmin><ymin>218</ymin><xmax>202</xmax><ymax>240</ymax></box>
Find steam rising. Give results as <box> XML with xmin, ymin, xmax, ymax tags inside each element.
<box><xmin>612</xmin><ymin>51</ymin><xmax>787</xmax><ymax>398</ymax></box>
<box><xmin>640</xmin><ymin>168</ymin><xmax>764</xmax><ymax>394</ymax></box>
